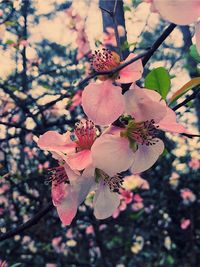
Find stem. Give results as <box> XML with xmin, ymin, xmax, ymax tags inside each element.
<box><xmin>172</xmin><ymin>88</ymin><xmax>200</xmax><ymax>111</ymax></box>
<box><xmin>0</xmin><ymin>203</ymin><xmax>54</xmax><ymax>242</ymax></box>
<box><xmin>142</xmin><ymin>23</ymin><xmax>176</xmax><ymax>66</ymax></box>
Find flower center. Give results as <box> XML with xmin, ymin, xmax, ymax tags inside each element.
<box><xmin>74</xmin><ymin>119</ymin><xmax>97</xmax><ymax>150</ymax></box>
<box><xmin>96</xmin><ymin>169</ymin><xmax>124</xmax><ymax>193</ymax></box>
<box><xmin>46</xmin><ymin>165</ymin><xmax>69</xmax><ymax>186</ymax></box>
<box><xmin>121</xmin><ymin>119</ymin><xmax>159</xmax><ymax>148</ymax></box>
<box><xmin>91</xmin><ymin>48</ymin><xmax>120</xmax><ymax>72</ymax></box>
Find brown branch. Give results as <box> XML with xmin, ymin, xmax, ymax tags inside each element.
<box><xmin>0</xmin><ymin>203</ymin><xmax>54</xmax><ymax>242</ymax></box>
<box><xmin>142</xmin><ymin>23</ymin><xmax>176</xmax><ymax>66</ymax></box>
<box><xmin>172</xmin><ymin>88</ymin><xmax>200</xmax><ymax>111</ymax></box>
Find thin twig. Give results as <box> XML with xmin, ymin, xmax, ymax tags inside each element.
<box><xmin>142</xmin><ymin>23</ymin><xmax>176</xmax><ymax>66</ymax></box>
<box><xmin>0</xmin><ymin>203</ymin><xmax>54</xmax><ymax>242</ymax></box>
<box><xmin>172</xmin><ymin>88</ymin><xmax>200</xmax><ymax>111</ymax></box>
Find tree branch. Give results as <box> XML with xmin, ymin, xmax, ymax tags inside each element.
<box><xmin>172</xmin><ymin>88</ymin><xmax>200</xmax><ymax>111</ymax></box>
<box><xmin>0</xmin><ymin>203</ymin><xmax>54</xmax><ymax>242</ymax></box>
<box><xmin>142</xmin><ymin>23</ymin><xmax>176</xmax><ymax>66</ymax></box>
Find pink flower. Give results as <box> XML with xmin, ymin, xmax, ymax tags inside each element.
<box><xmin>38</xmin><ymin>119</ymin><xmax>97</xmax><ymax>172</ymax></box>
<box><xmin>66</xmin><ymin>228</ymin><xmax>73</xmax><ymax>239</ymax></box>
<box><xmin>180</xmin><ymin>188</ymin><xmax>196</xmax><ymax>204</ymax></box>
<box><xmin>133</xmin><ymin>194</ymin><xmax>143</xmax><ymax>203</ymax></box>
<box><xmin>85</xmin><ymin>225</ymin><xmax>94</xmax><ymax>235</ymax></box>
<box><xmin>132</xmin><ymin>202</ymin><xmax>144</xmax><ymax>211</ymax></box>
<box><xmin>91</xmin><ymin>85</ymin><xmax>187</xmax><ymax>175</ymax></box>
<box><xmin>38</xmin><ymin>122</ymin><xmax>123</xmax><ymax>221</ymax></box>
<box><xmin>112</xmin><ymin>189</ymin><xmax>133</xmax><ymax>218</ymax></box>
<box><xmin>38</xmin><ymin>121</ymin><xmax>99</xmax><ymax>225</ymax></box>
<box><xmin>82</xmin><ymin>80</ymin><xmax>125</xmax><ymax>125</ymax></box>
<box><xmin>90</xmin><ymin>48</ymin><xmax>143</xmax><ymax>84</ymax></box>
<box><xmin>189</xmin><ymin>158</ymin><xmax>200</xmax><ymax>170</ymax></box>
<box><xmin>82</xmin><ymin>49</ymin><xmax>143</xmax><ymax>125</ymax></box>
<box><xmin>49</xmin><ymin>164</ymin><xmax>95</xmax><ymax>225</ymax></box>
<box><xmin>120</xmin><ymin>189</ymin><xmax>133</xmax><ymax>204</ymax></box>
<box><xmin>181</xmin><ymin>218</ymin><xmax>191</xmax><ymax>230</ymax></box>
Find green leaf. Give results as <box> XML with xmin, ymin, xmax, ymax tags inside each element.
<box><xmin>5</xmin><ymin>39</ymin><xmax>15</xmax><ymax>45</ymax></box>
<box><xmin>189</xmin><ymin>45</ymin><xmax>200</xmax><ymax>62</ymax></box>
<box><xmin>166</xmin><ymin>255</ymin><xmax>174</xmax><ymax>265</ymax></box>
<box><xmin>5</xmin><ymin>21</ymin><xmax>17</xmax><ymax>27</ymax></box>
<box><xmin>144</xmin><ymin>67</ymin><xmax>171</xmax><ymax>99</ymax></box>
<box><xmin>161</xmin><ymin>148</ymin><xmax>168</xmax><ymax>157</ymax></box>
<box><xmin>129</xmin><ymin>209</ymin><xmax>144</xmax><ymax>220</ymax></box>
<box><xmin>124</xmin><ymin>5</ymin><xmax>131</xmax><ymax>12</ymax></box>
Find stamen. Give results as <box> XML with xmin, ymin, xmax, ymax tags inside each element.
<box><xmin>74</xmin><ymin>119</ymin><xmax>97</xmax><ymax>150</ymax></box>
<box><xmin>91</xmin><ymin>48</ymin><xmax>120</xmax><ymax>72</ymax></box>
<box><xmin>100</xmin><ymin>170</ymin><xmax>124</xmax><ymax>193</ymax></box>
<box><xmin>45</xmin><ymin>165</ymin><xmax>69</xmax><ymax>186</ymax></box>
<box><xmin>130</xmin><ymin>119</ymin><xmax>159</xmax><ymax>146</ymax></box>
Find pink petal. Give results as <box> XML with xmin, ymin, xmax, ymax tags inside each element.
<box><xmin>158</xmin><ymin>107</ymin><xmax>187</xmax><ymax>133</ymax></box>
<box><xmin>82</xmin><ymin>80</ymin><xmax>125</xmax><ymax>125</ymax></box>
<box><xmin>117</xmin><ymin>54</ymin><xmax>143</xmax><ymax>84</ymax></box>
<box><xmin>56</xmin><ymin>186</ymin><xmax>78</xmax><ymax>226</ymax></box>
<box><xmin>75</xmin><ymin>166</ymin><xmax>96</xmax><ymax>204</ymax></box>
<box><xmin>67</xmin><ymin>149</ymin><xmax>92</xmax><ymax>171</ymax></box>
<box><xmin>130</xmin><ymin>139</ymin><xmax>164</xmax><ymax>173</ymax></box>
<box><xmin>63</xmin><ymin>163</ymin><xmax>79</xmax><ymax>182</ymax></box>
<box><xmin>124</xmin><ymin>87</ymin><xmax>167</xmax><ymax>123</ymax></box>
<box><xmin>37</xmin><ymin>131</ymin><xmax>76</xmax><ymax>153</ymax></box>
<box><xmin>91</xmin><ymin>134</ymin><xmax>134</xmax><ymax>176</ymax></box>
<box><xmin>52</xmin><ymin>183</ymin><xmax>78</xmax><ymax>226</ymax></box>
<box><xmin>52</xmin><ymin>182</ymin><xmax>66</xmax><ymax>206</ymax></box>
<box><xmin>195</xmin><ymin>21</ymin><xmax>200</xmax><ymax>54</ymax></box>
<box><xmin>93</xmin><ymin>182</ymin><xmax>120</xmax><ymax>219</ymax></box>
<box><xmin>130</xmin><ymin>84</ymin><xmax>165</xmax><ymax>104</ymax></box>
<box><xmin>154</xmin><ymin>0</ymin><xmax>200</xmax><ymax>25</ymax></box>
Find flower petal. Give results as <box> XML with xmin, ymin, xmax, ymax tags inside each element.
<box><xmin>82</xmin><ymin>80</ymin><xmax>125</xmax><ymax>125</ymax></box>
<box><xmin>130</xmin><ymin>138</ymin><xmax>164</xmax><ymax>173</ymax></box>
<box><xmin>37</xmin><ymin>131</ymin><xmax>76</xmax><ymax>153</ymax></box>
<box><xmin>117</xmin><ymin>54</ymin><xmax>143</xmax><ymax>83</ymax></box>
<box><xmin>52</xmin><ymin>182</ymin><xmax>66</xmax><ymax>207</ymax></box>
<box><xmin>75</xmin><ymin>166</ymin><xmax>96</xmax><ymax>204</ymax></box>
<box><xmin>195</xmin><ymin>21</ymin><xmax>200</xmax><ymax>54</ymax></box>
<box><xmin>55</xmin><ymin>185</ymin><xmax>78</xmax><ymax>226</ymax></box>
<box><xmin>158</xmin><ymin>107</ymin><xmax>187</xmax><ymax>133</ymax></box>
<box><xmin>67</xmin><ymin>149</ymin><xmax>92</xmax><ymax>171</ymax></box>
<box><xmin>91</xmin><ymin>134</ymin><xmax>134</xmax><ymax>176</ymax></box>
<box><xmin>124</xmin><ymin>87</ymin><xmax>167</xmax><ymax>123</ymax></box>
<box><xmin>154</xmin><ymin>0</ymin><xmax>200</xmax><ymax>25</ymax></box>
<box><xmin>93</xmin><ymin>182</ymin><xmax>120</xmax><ymax>219</ymax></box>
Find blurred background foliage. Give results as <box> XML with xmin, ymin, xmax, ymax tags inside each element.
<box><xmin>0</xmin><ymin>0</ymin><xmax>200</xmax><ymax>266</ymax></box>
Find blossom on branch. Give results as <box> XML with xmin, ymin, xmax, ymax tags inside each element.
<box><xmin>91</xmin><ymin>85</ymin><xmax>187</xmax><ymax>175</ymax></box>
<box><xmin>82</xmin><ymin>48</ymin><xmax>143</xmax><ymax>125</ymax></box>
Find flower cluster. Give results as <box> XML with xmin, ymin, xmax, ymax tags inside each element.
<box><xmin>37</xmin><ymin>47</ymin><xmax>187</xmax><ymax>226</ymax></box>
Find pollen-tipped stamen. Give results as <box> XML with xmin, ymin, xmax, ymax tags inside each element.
<box><xmin>98</xmin><ymin>169</ymin><xmax>124</xmax><ymax>193</ymax></box>
<box><xmin>45</xmin><ymin>165</ymin><xmax>69</xmax><ymax>186</ymax></box>
<box><xmin>127</xmin><ymin>119</ymin><xmax>159</xmax><ymax>146</ymax></box>
<box><xmin>74</xmin><ymin>119</ymin><xmax>97</xmax><ymax>150</ymax></box>
<box><xmin>91</xmin><ymin>48</ymin><xmax>120</xmax><ymax>72</ymax></box>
